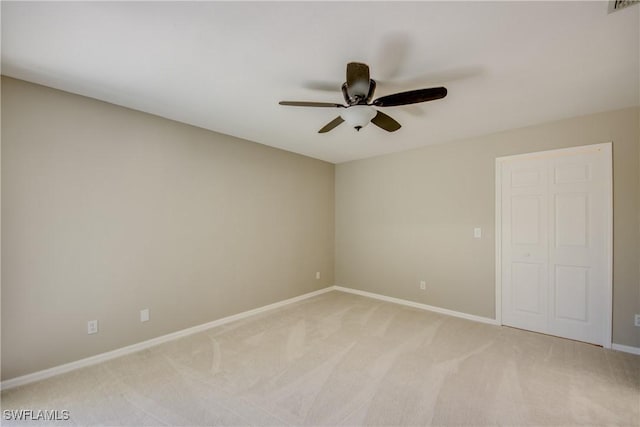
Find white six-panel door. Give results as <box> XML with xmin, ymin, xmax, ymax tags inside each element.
<box><xmin>497</xmin><ymin>143</ymin><xmax>612</xmax><ymax>346</ymax></box>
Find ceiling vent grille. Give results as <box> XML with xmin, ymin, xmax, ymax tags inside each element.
<box><xmin>608</xmin><ymin>0</ymin><xmax>639</xmax><ymax>13</ymax></box>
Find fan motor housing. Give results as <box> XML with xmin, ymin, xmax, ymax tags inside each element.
<box><xmin>342</xmin><ymin>80</ymin><xmax>377</xmax><ymax>105</ymax></box>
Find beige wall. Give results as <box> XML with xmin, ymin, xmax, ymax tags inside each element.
<box><xmin>2</xmin><ymin>76</ymin><xmax>638</xmax><ymax>382</ymax></box>
<box><xmin>336</xmin><ymin>107</ymin><xmax>640</xmax><ymax>347</ymax></box>
<box><xmin>1</xmin><ymin>77</ymin><xmax>335</xmax><ymax>380</ymax></box>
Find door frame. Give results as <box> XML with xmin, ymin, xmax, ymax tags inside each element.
<box><xmin>495</xmin><ymin>142</ymin><xmax>613</xmax><ymax>348</ymax></box>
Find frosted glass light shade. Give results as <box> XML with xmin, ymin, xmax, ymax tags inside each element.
<box><xmin>340</xmin><ymin>105</ymin><xmax>377</xmax><ymax>130</ymax></box>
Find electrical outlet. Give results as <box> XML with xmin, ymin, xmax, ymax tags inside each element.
<box><xmin>87</xmin><ymin>320</ymin><xmax>98</xmax><ymax>335</ymax></box>
<box><xmin>140</xmin><ymin>308</ymin><xmax>149</xmax><ymax>322</ymax></box>
<box><xmin>315</xmin><ymin>271</ymin><xmax>321</xmax><ymax>280</ymax></box>
<box><xmin>635</xmin><ymin>314</ymin><xmax>640</xmax><ymax>327</ymax></box>
<box><xmin>419</xmin><ymin>280</ymin><xmax>426</xmax><ymax>290</ymax></box>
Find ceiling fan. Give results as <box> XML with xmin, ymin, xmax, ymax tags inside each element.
<box><xmin>279</xmin><ymin>62</ymin><xmax>447</xmax><ymax>133</ymax></box>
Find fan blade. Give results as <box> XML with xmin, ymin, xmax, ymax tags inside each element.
<box><xmin>346</xmin><ymin>62</ymin><xmax>370</xmax><ymax>87</ymax></box>
<box><xmin>371</xmin><ymin>110</ymin><xmax>401</xmax><ymax>132</ymax></box>
<box><xmin>303</xmin><ymin>80</ymin><xmax>342</xmax><ymax>91</ymax></box>
<box><xmin>372</xmin><ymin>87</ymin><xmax>447</xmax><ymax>107</ymax></box>
<box><xmin>346</xmin><ymin>62</ymin><xmax>371</xmax><ymax>98</ymax></box>
<box><xmin>318</xmin><ymin>116</ymin><xmax>345</xmax><ymax>133</ymax></box>
<box><xmin>279</xmin><ymin>101</ymin><xmax>344</xmax><ymax>108</ymax></box>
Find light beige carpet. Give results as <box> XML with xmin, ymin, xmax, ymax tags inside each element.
<box><xmin>2</xmin><ymin>291</ymin><xmax>639</xmax><ymax>426</ymax></box>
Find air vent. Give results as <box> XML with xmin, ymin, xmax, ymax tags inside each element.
<box><xmin>608</xmin><ymin>0</ymin><xmax>639</xmax><ymax>13</ymax></box>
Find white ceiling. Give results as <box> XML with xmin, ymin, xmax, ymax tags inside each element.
<box><xmin>2</xmin><ymin>1</ymin><xmax>638</xmax><ymax>163</ymax></box>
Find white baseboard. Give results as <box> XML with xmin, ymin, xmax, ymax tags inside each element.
<box><xmin>10</xmin><ymin>284</ymin><xmax>626</xmax><ymax>391</ymax></box>
<box><xmin>333</xmin><ymin>286</ymin><xmax>499</xmax><ymax>326</ymax></box>
<box><xmin>611</xmin><ymin>343</ymin><xmax>640</xmax><ymax>355</ymax></box>
<box><xmin>0</xmin><ymin>286</ymin><xmax>334</xmax><ymax>391</ymax></box>
<box><xmin>333</xmin><ymin>287</ymin><xmax>640</xmax><ymax>352</ymax></box>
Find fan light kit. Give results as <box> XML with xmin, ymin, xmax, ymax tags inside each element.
<box><xmin>279</xmin><ymin>62</ymin><xmax>447</xmax><ymax>133</ymax></box>
<box><xmin>340</xmin><ymin>105</ymin><xmax>377</xmax><ymax>131</ymax></box>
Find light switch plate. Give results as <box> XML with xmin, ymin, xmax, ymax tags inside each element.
<box><xmin>87</xmin><ymin>320</ymin><xmax>98</xmax><ymax>334</ymax></box>
<box><xmin>474</xmin><ymin>227</ymin><xmax>482</xmax><ymax>238</ymax></box>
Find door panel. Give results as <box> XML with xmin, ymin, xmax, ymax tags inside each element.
<box><xmin>500</xmin><ymin>144</ymin><xmax>611</xmax><ymax>346</ymax></box>
<box><xmin>511</xmin><ymin>169</ymin><xmax>543</xmax><ymax>187</ymax></box>
<box><xmin>554</xmin><ymin>163</ymin><xmax>590</xmax><ymax>184</ymax></box>
<box><xmin>548</xmin><ymin>150</ymin><xmax>606</xmax><ymax>343</ymax></box>
<box><xmin>512</xmin><ymin>262</ymin><xmax>543</xmax><ymax>314</ymax></box>
<box><xmin>554</xmin><ymin>265</ymin><xmax>588</xmax><ymax>322</ymax></box>
<box><xmin>511</xmin><ymin>196</ymin><xmax>542</xmax><ymax>245</ymax></box>
<box><xmin>555</xmin><ymin>194</ymin><xmax>588</xmax><ymax>247</ymax></box>
<box><xmin>501</xmin><ymin>157</ymin><xmax>548</xmax><ymax>334</ymax></box>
